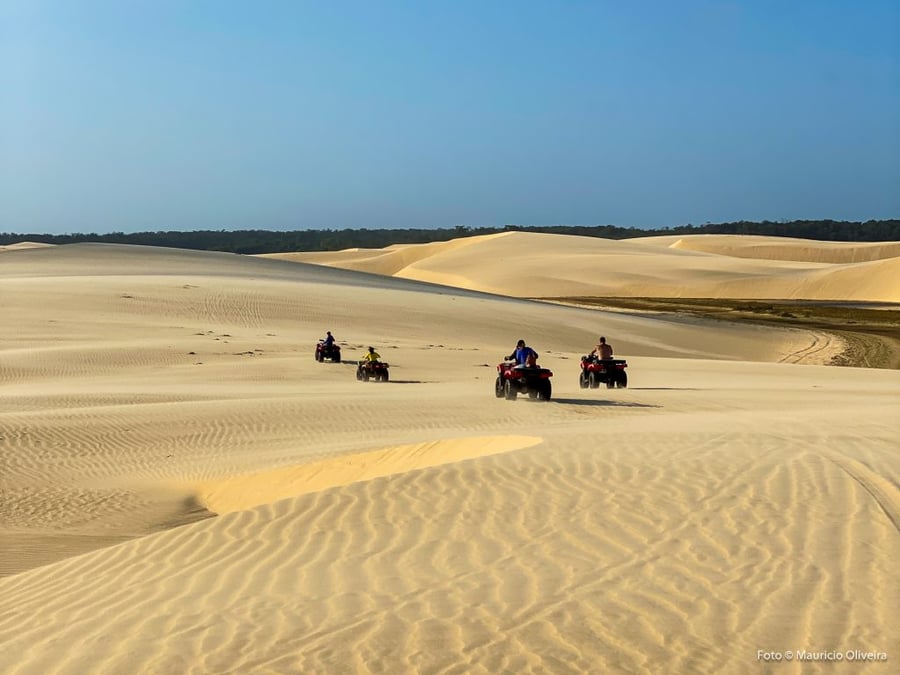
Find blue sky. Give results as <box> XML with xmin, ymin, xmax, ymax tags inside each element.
<box><xmin>2</xmin><ymin>0</ymin><xmax>898</xmax><ymax>234</ymax></box>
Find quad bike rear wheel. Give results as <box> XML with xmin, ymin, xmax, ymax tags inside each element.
<box><xmin>538</xmin><ymin>381</ymin><xmax>552</xmax><ymax>401</ymax></box>
<box><xmin>504</xmin><ymin>379</ymin><xmax>517</xmax><ymax>400</ymax></box>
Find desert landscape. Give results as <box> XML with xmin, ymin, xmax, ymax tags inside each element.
<box><xmin>1</xmin><ymin>233</ymin><xmax>898</xmax><ymax>673</ymax></box>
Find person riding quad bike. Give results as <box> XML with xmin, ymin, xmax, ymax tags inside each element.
<box><xmin>506</xmin><ymin>339</ymin><xmax>539</xmax><ymax>367</ymax></box>
<box><xmin>315</xmin><ymin>330</ymin><xmax>341</xmax><ymax>362</ymax></box>
<box><xmin>590</xmin><ymin>336</ymin><xmax>614</xmax><ymax>360</ymax></box>
<box><xmin>357</xmin><ymin>347</ymin><xmax>389</xmax><ymax>381</ymax></box>
<box><xmin>495</xmin><ymin>340</ymin><xmax>552</xmax><ymax>400</ymax></box>
<box><xmin>580</xmin><ymin>337</ymin><xmax>628</xmax><ymax>389</ymax></box>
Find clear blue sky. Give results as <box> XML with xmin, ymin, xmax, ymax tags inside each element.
<box><xmin>2</xmin><ymin>0</ymin><xmax>898</xmax><ymax>234</ymax></box>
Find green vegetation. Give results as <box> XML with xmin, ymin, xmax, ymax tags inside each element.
<box><xmin>546</xmin><ymin>297</ymin><xmax>900</xmax><ymax>370</ymax></box>
<box><xmin>2</xmin><ymin>219</ymin><xmax>898</xmax><ymax>254</ymax></box>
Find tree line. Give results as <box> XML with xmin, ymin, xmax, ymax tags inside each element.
<box><xmin>2</xmin><ymin>220</ymin><xmax>898</xmax><ymax>254</ymax></box>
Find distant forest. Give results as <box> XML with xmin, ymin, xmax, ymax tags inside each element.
<box><xmin>2</xmin><ymin>220</ymin><xmax>898</xmax><ymax>255</ymax></box>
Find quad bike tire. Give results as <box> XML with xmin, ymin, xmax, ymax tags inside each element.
<box><xmin>538</xmin><ymin>381</ymin><xmax>552</xmax><ymax>401</ymax></box>
<box><xmin>504</xmin><ymin>379</ymin><xmax>517</xmax><ymax>400</ymax></box>
<box><xmin>494</xmin><ymin>377</ymin><xmax>504</xmax><ymax>398</ymax></box>
<box><xmin>589</xmin><ymin>372</ymin><xmax>600</xmax><ymax>389</ymax></box>
<box><xmin>315</xmin><ymin>350</ymin><xmax>323</xmax><ymax>362</ymax></box>
<box><xmin>617</xmin><ymin>372</ymin><xmax>627</xmax><ymax>388</ymax></box>
<box><xmin>579</xmin><ymin>372</ymin><xmax>589</xmax><ymax>389</ymax></box>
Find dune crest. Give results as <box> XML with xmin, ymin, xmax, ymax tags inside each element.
<box><xmin>642</xmin><ymin>234</ymin><xmax>900</xmax><ymax>263</ymax></box>
<box><xmin>260</xmin><ymin>232</ymin><xmax>508</xmax><ymax>277</ymax></box>
<box><xmin>0</xmin><ymin>241</ymin><xmax>56</xmax><ymax>251</ymax></box>
<box><xmin>273</xmin><ymin>231</ymin><xmax>900</xmax><ymax>302</ymax></box>
<box><xmin>199</xmin><ymin>435</ymin><xmax>543</xmax><ymax>514</ymax></box>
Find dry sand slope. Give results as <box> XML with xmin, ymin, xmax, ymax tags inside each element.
<box><xmin>1</xmin><ymin>243</ymin><xmax>898</xmax><ymax>674</ymax></box>
<box><xmin>265</xmin><ymin>231</ymin><xmax>900</xmax><ymax>302</ymax></box>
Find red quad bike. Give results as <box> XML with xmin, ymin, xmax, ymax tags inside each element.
<box><xmin>356</xmin><ymin>360</ymin><xmax>390</xmax><ymax>382</ymax></box>
<box><xmin>315</xmin><ymin>340</ymin><xmax>341</xmax><ymax>363</ymax></box>
<box><xmin>494</xmin><ymin>360</ymin><xmax>553</xmax><ymax>401</ymax></box>
<box><xmin>579</xmin><ymin>355</ymin><xmax>628</xmax><ymax>389</ymax></box>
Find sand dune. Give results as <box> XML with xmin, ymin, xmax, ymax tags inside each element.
<box><xmin>631</xmin><ymin>233</ymin><xmax>900</xmax><ymax>264</ymax></box>
<box><xmin>265</xmin><ymin>231</ymin><xmax>900</xmax><ymax>302</ymax></box>
<box><xmin>1</xmin><ymin>242</ymin><xmax>897</xmax><ymax>673</ymax></box>
<box><xmin>0</xmin><ymin>241</ymin><xmax>55</xmax><ymax>251</ymax></box>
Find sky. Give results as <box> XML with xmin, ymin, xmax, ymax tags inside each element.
<box><xmin>1</xmin><ymin>0</ymin><xmax>898</xmax><ymax>234</ymax></box>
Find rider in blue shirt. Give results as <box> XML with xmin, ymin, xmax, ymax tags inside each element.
<box><xmin>507</xmin><ymin>339</ymin><xmax>538</xmax><ymax>366</ymax></box>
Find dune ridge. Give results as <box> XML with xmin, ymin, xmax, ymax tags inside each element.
<box><xmin>199</xmin><ymin>435</ymin><xmax>543</xmax><ymax>514</ymax></box>
<box><xmin>634</xmin><ymin>234</ymin><xmax>900</xmax><ymax>263</ymax></box>
<box><xmin>0</xmin><ymin>241</ymin><xmax>55</xmax><ymax>251</ymax></box>
<box><xmin>271</xmin><ymin>231</ymin><xmax>900</xmax><ymax>302</ymax></box>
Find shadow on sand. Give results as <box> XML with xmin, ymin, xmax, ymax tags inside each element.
<box><xmin>545</xmin><ymin>398</ymin><xmax>660</xmax><ymax>408</ymax></box>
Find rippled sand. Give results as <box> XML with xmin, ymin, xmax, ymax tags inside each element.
<box><xmin>1</xmin><ymin>238</ymin><xmax>897</xmax><ymax>674</ymax></box>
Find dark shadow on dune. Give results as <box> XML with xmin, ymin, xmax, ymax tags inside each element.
<box><xmin>547</xmin><ymin>398</ymin><xmax>660</xmax><ymax>408</ymax></box>
<box><xmin>156</xmin><ymin>495</ymin><xmax>218</xmax><ymax>527</ymax></box>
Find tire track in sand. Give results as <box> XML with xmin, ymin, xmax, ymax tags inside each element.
<box><xmin>778</xmin><ymin>330</ymin><xmax>839</xmax><ymax>365</ymax></box>
<box><xmin>824</xmin><ymin>453</ymin><xmax>900</xmax><ymax>533</ymax></box>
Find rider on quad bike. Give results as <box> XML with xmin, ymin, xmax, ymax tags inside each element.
<box><xmin>507</xmin><ymin>339</ymin><xmax>538</xmax><ymax>366</ymax></box>
<box><xmin>357</xmin><ymin>346</ymin><xmax>390</xmax><ymax>381</ymax></box>
<box><xmin>590</xmin><ymin>336</ymin><xmax>614</xmax><ymax>360</ymax></box>
<box><xmin>315</xmin><ymin>330</ymin><xmax>341</xmax><ymax>362</ymax></box>
<box><xmin>580</xmin><ymin>336</ymin><xmax>628</xmax><ymax>389</ymax></box>
<box><xmin>496</xmin><ymin>340</ymin><xmax>552</xmax><ymax>401</ymax></box>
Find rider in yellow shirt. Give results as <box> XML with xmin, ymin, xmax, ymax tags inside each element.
<box><xmin>362</xmin><ymin>346</ymin><xmax>381</xmax><ymax>363</ymax></box>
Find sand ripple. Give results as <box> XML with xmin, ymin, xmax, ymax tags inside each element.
<box><xmin>1</xmin><ymin>242</ymin><xmax>896</xmax><ymax>673</ymax></box>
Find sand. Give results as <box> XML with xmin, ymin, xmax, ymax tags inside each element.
<box><xmin>1</xmin><ymin>236</ymin><xmax>898</xmax><ymax>674</ymax></box>
<box><xmin>266</xmin><ymin>231</ymin><xmax>900</xmax><ymax>302</ymax></box>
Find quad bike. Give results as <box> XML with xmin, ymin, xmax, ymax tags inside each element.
<box><xmin>494</xmin><ymin>360</ymin><xmax>553</xmax><ymax>401</ymax></box>
<box><xmin>315</xmin><ymin>340</ymin><xmax>341</xmax><ymax>363</ymax></box>
<box><xmin>356</xmin><ymin>360</ymin><xmax>390</xmax><ymax>382</ymax></box>
<box><xmin>579</xmin><ymin>355</ymin><xmax>628</xmax><ymax>389</ymax></box>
